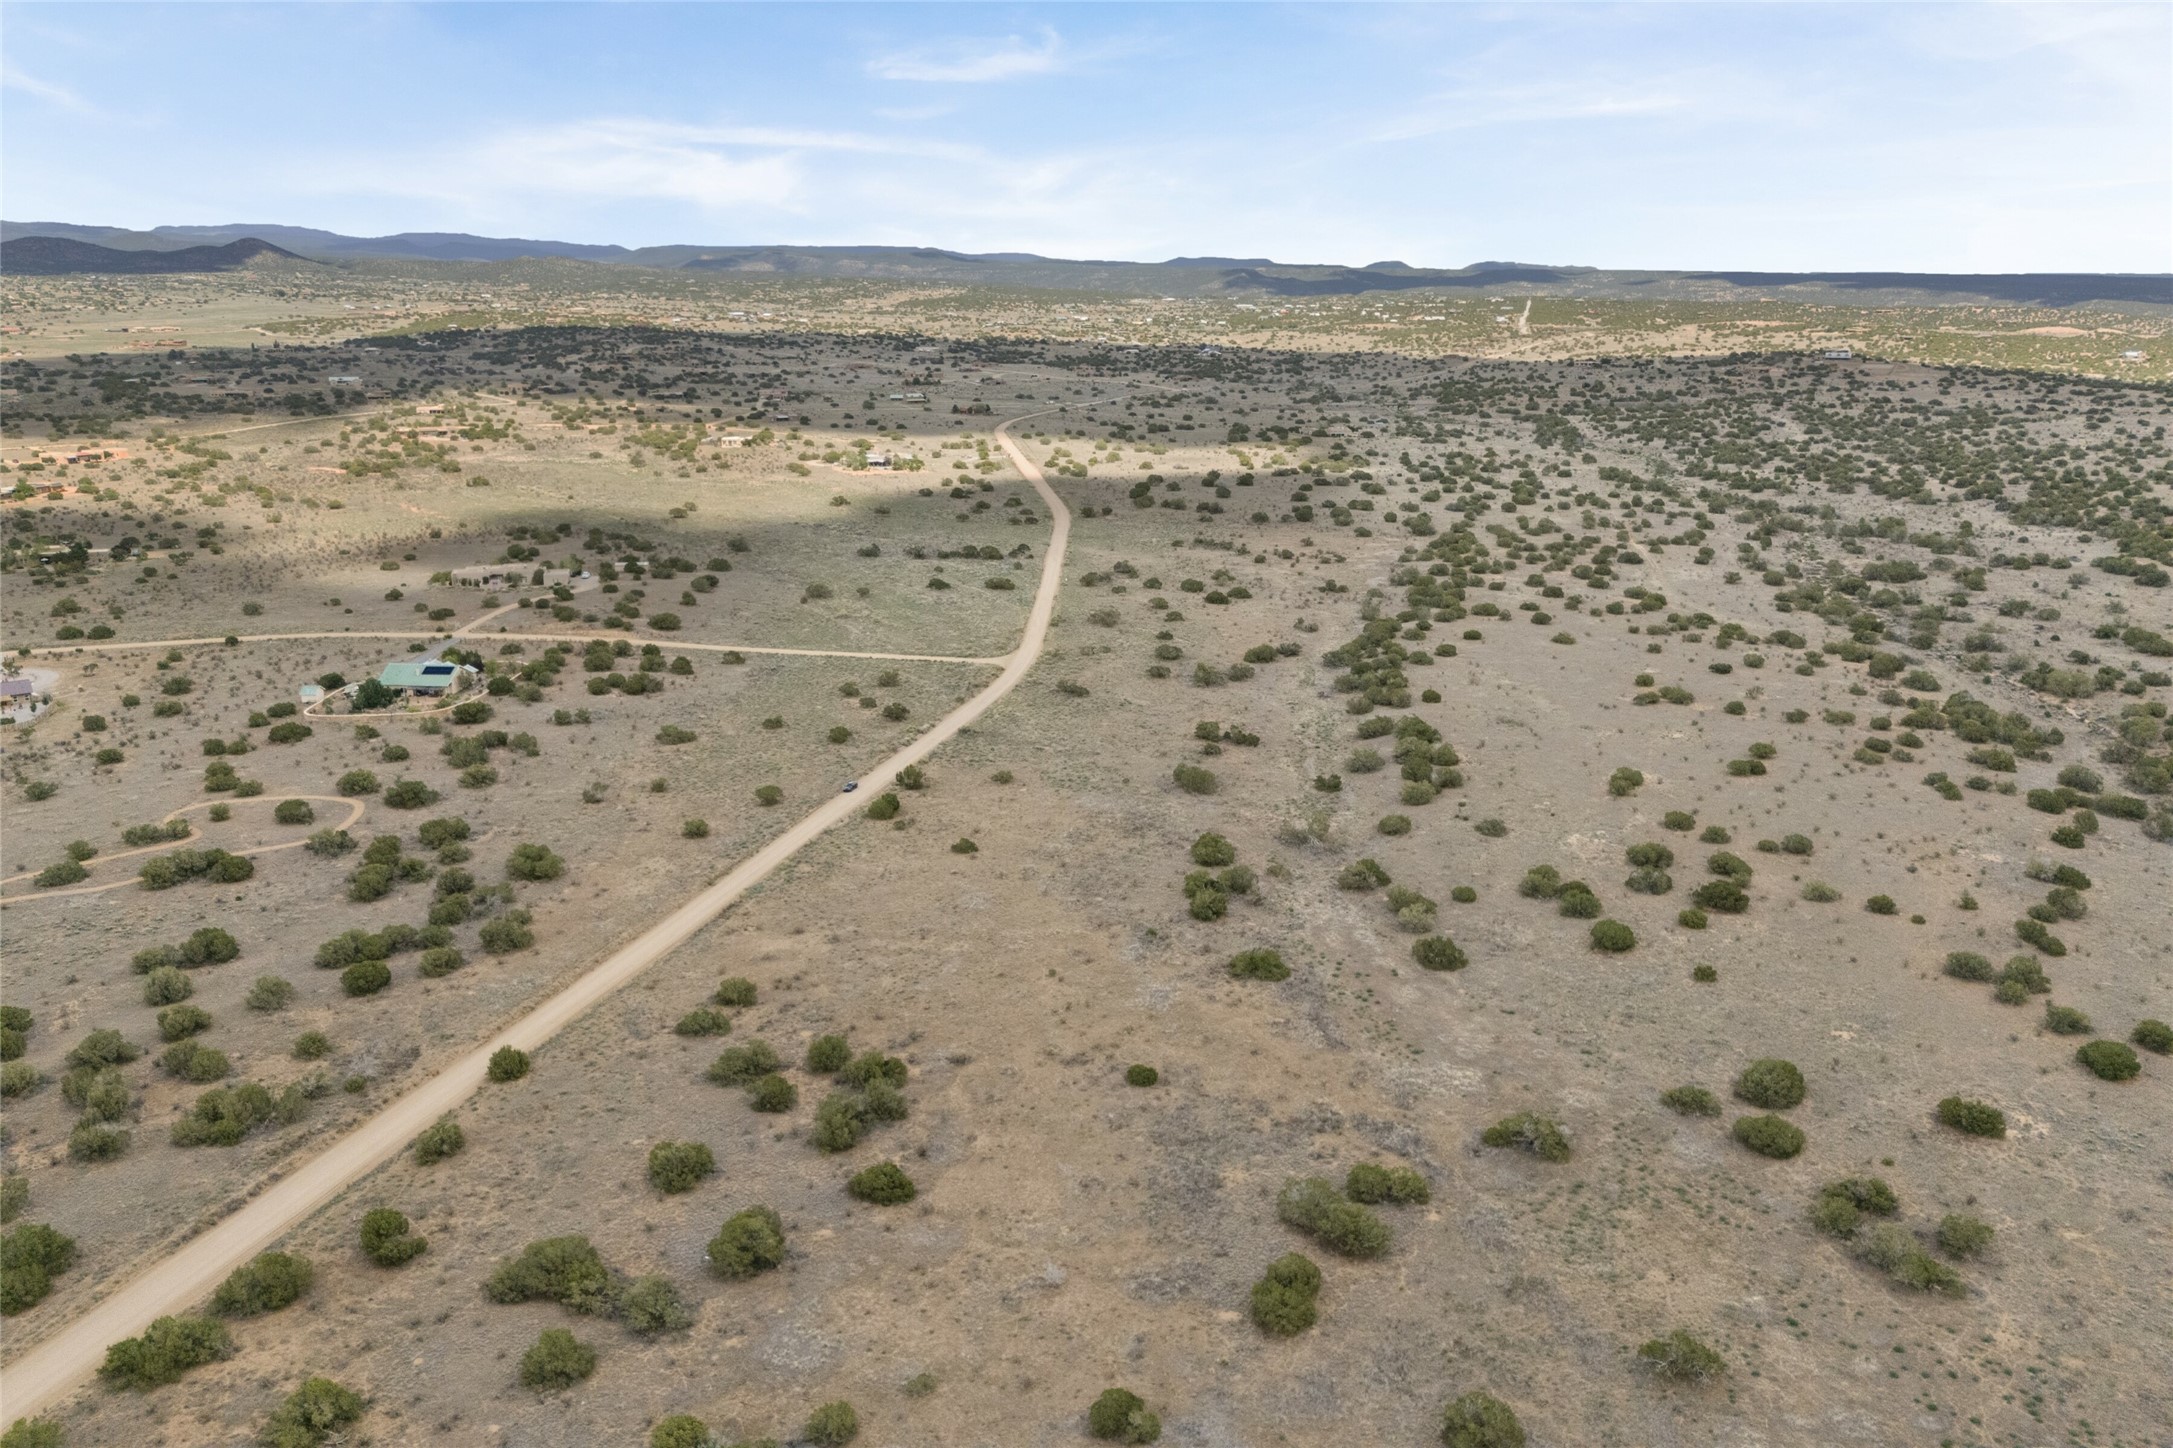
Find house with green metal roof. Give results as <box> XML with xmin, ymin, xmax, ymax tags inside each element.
<box><xmin>375</xmin><ymin>659</ymin><xmax>470</xmax><ymax>696</ymax></box>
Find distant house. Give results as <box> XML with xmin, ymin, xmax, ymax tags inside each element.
<box><xmin>375</xmin><ymin>659</ymin><xmax>472</xmax><ymax>697</ymax></box>
<box><xmin>865</xmin><ymin>452</ymin><xmax>892</xmax><ymax>470</ymax></box>
<box><xmin>1</xmin><ymin>678</ymin><xmax>33</xmax><ymax>703</ymax></box>
<box><xmin>1823</xmin><ymin>348</ymin><xmax>1853</xmax><ymax>360</ymax></box>
<box><xmin>2120</xmin><ymin>349</ymin><xmax>2144</xmax><ymax>360</ymax></box>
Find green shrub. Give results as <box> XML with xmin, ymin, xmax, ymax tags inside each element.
<box><xmin>1943</xmin><ymin>951</ymin><xmax>1995</xmax><ymax>982</ymax></box>
<box><xmin>1556</xmin><ymin>884</ymin><xmax>1601</xmax><ymax>919</ymax></box>
<box><xmin>811</xmin><ymin>1092</ymin><xmax>867</xmax><ymax>1152</ymax></box>
<box><xmin>747</xmin><ymin>1073</ymin><xmax>797</xmax><ymax>1112</ymax></box>
<box><xmin>1860</xmin><ymin>1223</ymin><xmax>1962</xmax><ymax>1294</ymax></box>
<box><xmin>706</xmin><ymin>1206</ymin><xmax>785</xmax><ymax>1279</ymax></box>
<box><xmin>1937</xmin><ymin>1214</ymin><xmax>1995</xmax><ymax>1260</ymax></box>
<box><xmin>1412</xmin><ymin>935</ymin><xmax>1467</xmax><ymax>971</ymax></box>
<box><xmin>1517</xmin><ymin>864</ymin><xmax>1562</xmax><ymax>899</ymax></box>
<box><xmin>713</xmin><ymin>977</ymin><xmax>758</xmax><ymax>1007</ymax></box>
<box><xmin>2042</xmin><ymin>1003</ymin><xmax>2092</xmax><ymax>1035</ymax></box>
<box><xmin>143</xmin><ymin>966</ymin><xmax>194</xmax><ymax>1007</ymax></box>
<box><xmin>1480</xmin><ymin>1113</ymin><xmax>1571</xmax><ymax>1163</ymax></box>
<box><xmin>1</xmin><ymin>1223</ymin><xmax>76</xmax><ymax>1313</ymax></box>
<box><xmin>0</xmin><ymin>1420</ymin><xmax>63</xmax><ymax>1448</ymax></box>
<box><xmin>1439</xmin><ymin>1390</ymin><xmax>1525</xmax><ymax>1448</ymax></box>
<box><xmin>487</xmin><ymin>1235</ymin><xmax>615</xmax><ymax>1313</ymax></box>
<box><xmin>1171</xmin><ymin>763</ymin><xmax>1218</xmax><ymax>795</ymax></box>
<box><xmin>806</xmin><ymin>1034</ymin><xmax>851</xmax><ymax>1073</ymax></box>
<box><xmin>675</xmin><ymin>1007</ymin><xmax>731</xmax><ymax>1037</ymax></box>
<box><xmin>419</xmin><ymin>946</ymin><xmax>466</xmax><ymax>978</ymax></box>
<box><xmin>1809</xmin><ymin>1194</ymin><xmax>1862</xmax><ymax>1238</ymax></box>
<box><xmin>648</xmin><ymin>1141</ymin><xmax>716</xmax><ymax>1194</ymax></box>
<box><xmin>1589</xmin><ymin>919</ymin><xmax>1636</xmax><ymax>952</ymax></box>
<box><xmin>1276</xmin><ymin>1176</ymin><xmax>1392</xmax><ymax>1257</ymax></box>
<box><xmin>838</xmin><ymin>1050</ymin><xmax>906</xmax><ymax>1089</ymax></box>
<box><xmin>159</xmin><ymin>1040</ymin><xmax>229</xmax><ymax>1083</ymax></box>
<box><xmin>1125</xmin><ymin>1064</ymin><xmax>1158</xmax><ymax>1087</ymax></box>
<box><xmin>599</xmin><ymin>1274</ymin><xmax>680</xmax><ymax>1337</ymax></box>
<box><xmin>804</xmin><ymin>1400</ymin><xmax>860</xmax><ymax>1446</ymax></box>
<box><xmin>487</xmin><ymin>1046</ymin><xmax>531</xmax><ymax>1083</ymax></box>
<box><xmin>519</xmin><ymin>1327</ymin><xmax>596</xmax><ymax>1390</ymax></box>
<box><xmin>212</xmin><ymin>1251</ymin><xmax>313</xmax><ymax>1317</ymax></box>
<box><xmin>1690</xmin><ymin>879</ymin><xmax>1748</xmax><ymax>913</ymax></box>
<box><xmin>1636</xmin><ymin>1329</ymin><xmax>1724</xmax><ymax>1381</ymax></box>
<box><xmin>1936</xmin><ymin>1096</ymin><xmax>2006</xmax><ymax>1137</ymax></box>
<box><xmin>1662</xmin><ymin>810</ymin><xmax>1696</xmax><ymax>831</ymax></box>
<box><xmin>706</xmin><ymin>1041</ymin><xmax>781</xmax><ymax>1085</ymax></box>
<box><xmin>1190</xmin><ymin>832</ymin><xmax>1236</xmax><ymax>866</ymax></box>
<box><xmin>2076</xmin><ymin>1040</ymin><xmax>2141</xmax><ymax>1081</ymax></box>
<box><xmin>505</xmin><ymin>843</ymin><xmax>565</xmax><ymax>881</ymax></box>
<box><xmin>2134</xmin><ymin>1019</ymin><xmax>2173</xmax><ymax>1054</ymax></box>
<box><xmin>1731</xmin><ymin>1114</ymin><xmax>1805</xmax><ymax>1158</ymax></box>
<box><xmin>412</xmin><ymin>1114</ymin><xmax>465</xmax><ymax>1165</ymax></box>
<box><xmin>97</xmin><ymin>1313</ymin><xmax>233</xmax><ymax>1390</ymax></box>
<box><xmin>2014</xmin><ymin>918</ymin><xmax>2067</xmax><ymax>956</ymax></box>
<box><xmin>1088</xmin><ymin>1387</ymin><xmax>1162</xmax><ymax>1444</ymax></box>
<box><xmin>1733</xmin><ymin>1058</ymin><xmax>1805</xmax><ymax>1109</ymax></box>
<box><xmin>341</xmin><ymin>959</ymin><xmax>391</xmax><ymax>997</ymax></box>
<box><xmin>1607</xmin><ymin>766</ymin><xmax>1645</xmax><ymax>797</ymax></box>
<box><xmin>171</xmin><ymin>1082</ymin><xmax>278</xmax><ymax>1147</ymax></box>
<box><xmin>651</xmin><ymin>1415</ymin><xmax>710</xmax><ymax>1448</ymax></box>
<box><xmin>0</xmin><ymin>1061</ymin><xmax>40</xmax><ymax>1101</ymax></box>
<box><xmin>848</xmin><ymin>1161</ymin><xmax>917</xmax><ymax>1205</ymax></box>
<box><xmin>1345</xmin><ymin>1163</ymin><xmax>1430</xmax><ymax>1205</ymax></box>
<box><xmin>68</xmin><ymin>1122</ymin><xmax>130</xmax><ymax>1163</ymax></box>
<box><xmin>1660</xmin><ymin>1085</ymin><xmax>1720</xmax><ymax>1117</ymax></box>
<box><xmin>292</xmin><ymin>1031</ymin><xmax>331</xmax><ymax>1061</ymax></box>
<box><xmin>261</xmin><ymin>1375</ymin><xmax>365</xmax><ymax>1448</ymax></box>
<box><xmin>1228</xmin><ymin>948</ymin><xmax>1289</xmax><ymax>981</ymax></box>
<box><xmin>1250</xmin><ymin>1252</ymin><xmax>1322</xmax><ymax>1336</ymax></box>
<box><xmin>360</xmin><ymin>1208</ymin><xmax>426</xmax><ymax>1266</ymax></box>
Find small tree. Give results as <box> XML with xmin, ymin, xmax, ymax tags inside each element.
<box><xmin>647</xmin><ymin>1141</ymin><xmax>716</xmax><ymax>1194</ymax></box>
<box><xmin>1088</xmin><ymin>1387</ymin><xmax>1162</xmax><ymax>1444</ymax></box>
<box><xmin>519</xmin><ymin>1327</ymin><xmax>596</xmax><ymax>1390</ymax></box>
<box><xmin>412</xmin><ymin>1115</ymin><xmax>465</xmax><ymax>1165</ymax></box>
<box><xmin>1250</xmin><ymin>1251</ymin><xmax>1322</xmax><ymax>1336</ymax></box>
<box><xmin>847</xmin><ymin>1161</ymin><xmax>917</xmax><ymax>1205</ymax></box>
<box><xmin>261</xmin><ymin>1375</ymin><xmax>364</xmax><ymax>1448</ymax></box>
<box><xmin>1731</xmin><ymin>1114</ymin><xmax>1805</xmax><ymax>1158</ymax></box>
<box><xmin>1227</xmin><ymin>948</ymin><xmax>1289</xmax><ymax>981</ymax></box>
<box><xmin>1636</xmin><ymin>1329</ymin><xmax>1724</xmax><ymax>1381</ymax></box>
<box><xmin>806</xmin><ymin>1033</ymin><xmax>851</xmax><ymax>1073</ymax></box>
<box><xmin>706</xmin><ymin>1206</ymin><xmax>785</xmax><ymax>1279</ymax></box>
<box><xmin>2076</xmin><ymin>1040</ymin><xmax>2140</xmax><ymax>1081</ymax></box>
<box><xmin>1480</xmin><ymin>1113</ymin><xmax>1571</xmax><ymax>1163</ymax></box>
<box><xmin>1935</xmin><ymin>1096</ymin><xmax>2006</xmax><ymax>1137</ymax></box>
<box><xmin>486</xmin><ymin>1046</ymin><xmax>531</xmax><ymax>1083</ymax></box>
<box><xmin>1733</xmin><ymin>1059</ymin><xmax>1805</xmax><ymax>1110</ymax></box>
<box><xmin>1439</xmin><ymin>1390</ymin><xmax>1526</xmax><ymax>1448</ymax></box>
<box><xmin>804</xmin><ymin>1401</ymin><xmax>860</xmax><ymax>1447</ymax></box>
<box><xmin>211</xmin><ymin>1251</ymin><xmax>313</xmax><ymax>1317</ymax></box>
<box><xmin>360</xmin><ymin>1208</ymin><xmax>426</xmax><ymax>1266</ymax></box>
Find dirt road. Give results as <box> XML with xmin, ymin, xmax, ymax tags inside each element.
<box><xmin>0</xmin><ymin>406</ymin><xmax>1079</xmax><ymax>1421</ymax></box>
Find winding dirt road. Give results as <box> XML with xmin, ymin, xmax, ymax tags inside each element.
<box><xmin>0</xmin><ymin>405</ymin><xmax>1083</xmax><ymax>1422</ymax></box>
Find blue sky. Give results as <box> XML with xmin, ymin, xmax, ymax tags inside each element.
<box><xmin>3</xmin><ymin>2</ymin><xmax>2166</xmax><ymax>271</ymax></box>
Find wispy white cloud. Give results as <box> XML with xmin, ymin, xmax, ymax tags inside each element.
<box><xmin>1370</xmin><ymin>80</ymin><xmax>1691</xmax><ymax>142</ymax></box>
<box><xmin>3</xmin><ymin>63</ymin><xmax>98</xmax><ymax>116</ymax></box>
<box><xmin>867</xmin><ymin>28</ymin><xmax>1065</xmax><ymax>83</ymax></box>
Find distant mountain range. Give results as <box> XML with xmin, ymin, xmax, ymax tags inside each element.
<box><xmin>3</xmin><ymin>221</ymin><xmax>2166</xmax><ymax>307</ymax></box>
<box><xmin>0</xmin><ymin>234</ymin><xmax>304</xmax><ymax>276</ymax></box>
